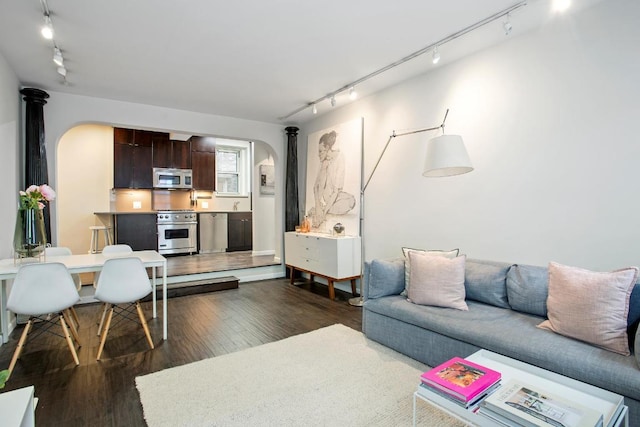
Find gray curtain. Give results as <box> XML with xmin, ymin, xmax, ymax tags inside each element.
<box><xmin>284</xmin><ymin>126</ymin><xmax>300</xmax><ymax>232</ymax></box>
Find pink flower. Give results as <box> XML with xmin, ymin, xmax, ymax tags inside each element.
<box><xmin>38</xmin><ymin>202</ymin><xmax>45</xmax><ymax>209</ymax></box>
<box><xmin>25</xmin><ymin>185</ymin><xmax>38</xmax><ymax>194</ymax></box>
<box><xmin>39</xmin><ymin>184</ymin><xmax>56</xmax><ymax>202</ymax></box>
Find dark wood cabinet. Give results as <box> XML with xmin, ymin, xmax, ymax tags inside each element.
<box><xmin>153</xmin><ymin>136</ymin><xmax>191</xmax><ymax>169</ymax></box>
<box><xmin>227</xmin><ymin>212</ymin><xmax>252</xmax><ymax>252</ymax></box>
<box><xmin>190</xmin><ymin>136</ymin><xmax>216</xmax><ymax>190</ymax></box>
<box><xmin>114</xmin><ymin>214</ymin><xmax>157</xmax><ymax>251</ymax></box>
<box><xmin>113</xmin><ymin>128</ymin><xmax>154</xmax><ymax>189</ymax></box>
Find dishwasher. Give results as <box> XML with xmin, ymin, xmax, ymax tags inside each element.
<box><xmin>198</xmin><ymin>213</ymin><xmax>228</xmax><ymax>253</ymax></box>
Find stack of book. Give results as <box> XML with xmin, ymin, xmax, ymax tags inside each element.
<box><xmin>478</xmin><ymin>379</ymin><xmax>604</xmax><ymax>427</ymax></box>
<box><xmin>418</xmin><ymin>357</ymin><xmax>502</xmax><ymax>410</ymax></box>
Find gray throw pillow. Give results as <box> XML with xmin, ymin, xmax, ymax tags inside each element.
<box><xmin>464</xmin><ymin>259</ymin><xmax>511</xmax><ymax>308</ymax></box>
<box><xmin>366</xmin><ymin>258</ymin><xmax>405</xmax><ymax>299</ymax></box>
<box><xmin>407</xmin><ymin>252</ymin><xmax>468</xmax><ymax>310</ymax></box>
<box><xmin>506</xmin><ymin>264</ymin><xmax>549</xmax><ymax>317</ymax></box>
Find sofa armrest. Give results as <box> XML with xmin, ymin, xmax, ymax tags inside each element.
<box><xmin>364</xmin><ymin>258</ymin><xmax>405</xmax><ymax>300</ymax></box>
<box><xmin>636</xmin><ymin>326</ymin><xmax>640</xmax><ymax>369</ymax></box>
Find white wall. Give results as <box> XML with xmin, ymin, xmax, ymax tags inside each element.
<box><xmin>0</xmin><ymin>52</ymin><xmax>20</xmax><ymax>259</ymax></box>
<box><xmin>57</xmin><ymin>124</ymin><xmax>113</xmax><ymax>254</ymax></box>
<box><xmin>299</xmin><ymin>0</ymin><xmax>640</xmax><ymax>271</ymax></box>
<box><xmin>42</xmin><ymin>92</ymin><xmax>287</xmax><ymax>259</ymax></box>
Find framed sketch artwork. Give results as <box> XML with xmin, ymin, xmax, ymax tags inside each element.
<box><xmin>259</xmin><ymin>164</ymin><xmax>275</xmax><ymax>195</ymax></box>
<box><xmin>305</xmin><ymin>117</ymin><xmax>363</xmax><ymax>236</ymax></box>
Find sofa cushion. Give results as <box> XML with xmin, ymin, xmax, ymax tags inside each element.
<box><xmin>538</xmin><ymin>262</ymin><xmax>639</xmax><ymax>356</ymax></box>
<box><xmin>408</xmin><ymin>252</ymin><xmax>468</xmax><ymax>310</ymax></box>
<box><xmin>506</xmin><ymin>264</ymin><xmax>549</xmax><ymax>317</ymax></box>
<box><xmin>366</xmin><ymin>258</ymin><xmax>405</xmax><ymax>299</ymax></box>
<box><xmin>464</xmin><ymin>259</ymin><xmax>511</xmax><ymax>308</ymax></box>
<box><xmin>401</xmin><ymin>247</ymin><xmax>459</xmax><ymax>296</ymax></box>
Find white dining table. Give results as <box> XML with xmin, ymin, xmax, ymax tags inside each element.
<box><xmin>0</xmin><ymin>250</ymin><xmax>168</xmax><ymax>343</ymax></box>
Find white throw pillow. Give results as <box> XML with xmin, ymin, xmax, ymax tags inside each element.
<box><xmin>401</xmin><ymin>247</ymin><xmax>459</xmax><ymax>296</ymax></box>
<box><xmin>407</xmin><ymin>252</ymin><xmax>468</xmax><ymax>311</ymax></box>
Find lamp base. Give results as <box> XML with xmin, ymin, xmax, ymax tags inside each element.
<box><xmin>348</xmin><ymin>296</ymin><xmax>364</xmax><ymax>307</ymax></box>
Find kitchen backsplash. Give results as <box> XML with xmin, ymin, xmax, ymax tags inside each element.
<box><xmin>109</xmin><ymin>189</ymin><xmax>250</xmax><ymax>212</ymax></box>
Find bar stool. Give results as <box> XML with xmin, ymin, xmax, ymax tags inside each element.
<box><xmin>89</xmin><ymin>225</ymin><xmax>113</xmax><ymax>254</ymax></box>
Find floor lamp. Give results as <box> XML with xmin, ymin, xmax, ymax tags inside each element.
<box><xmin>349</xmin><ymin>109</ymin><xmax>473</xmax><ymax>307</ymax></box>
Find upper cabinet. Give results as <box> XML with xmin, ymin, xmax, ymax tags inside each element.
<box><xmin>153</xmin><ymin>136</ymin><xmax>191</xmax><ymax>169</ymax></box>
<box><xmin>113</xmin><ymin>128</ymin><xmax>154</xmax><ymax>189</ymax></box>
<box><xmin>190</xmin><ymin>136</ymin><xmax>216</xmax><ymax>191</ymax></box>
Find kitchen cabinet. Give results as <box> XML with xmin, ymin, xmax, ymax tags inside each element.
<box><xmin>113</xmin><ymin>128</ymin><xmax>154</xmax><ymax>189</ymax></box>
<box><xmin>153</xmin><ymin>136</ymin><xmax>191</xmax><ymax>169</ymax></box>
<box><xmin>190</xmin><ymin>136</ymin><xmax>216</xmax><ymax>190</ymax></box>
<box><xmin>227</xmin><ymin>212</ymin><xmax>252</xmax><ymax>252</ymax></box>
<box><xmin>114</xmin><ymin>214</ymin><xmax>157</xmax><ymax>251</ymax></box>
<box><xmin>284</xmin><ymin>231</ymin><xmax>361</xmax><ymax>300</ymax></box>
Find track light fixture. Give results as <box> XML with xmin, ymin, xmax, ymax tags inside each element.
<box><xmin>41</xmin><ymin>14</ymin><xmax>53</xmax><ymax>39</ymax></box>
<box><xmin>349</xmin><ymin>86</ymin><xmax>358</xmax><ymax>100</ymax></box>
<box><xmin>278</xmin><ymin>0</ymin><xmax>527</xmax><ymax>120</ymax></box>
<box><xmin>432</xmin><ymin>46</ymin><xmax>441</xmax><ymax>64</ymax></box>
<box><xmin>312</xmin><ymin>104</ymin><xmax>318</xmax><ymax>114</ymax></box>
<box><xmin>553</xmin><ymin>0</ymin><xmax>571</xmax><ymax>12</ymax></box>
<box><xmin>53</xmin><ymin>47</ymin><xmax>64</xmax><ymax>66</ymax></box>
<box><xmin>57</xmin><ymin>66</ymin><xmax>66</xmax><ymax>77</ymax></box>
<box><xmin>503</xmin><ymin>14</ymin><xmax>513</xmax><ymax>35</ymax></box>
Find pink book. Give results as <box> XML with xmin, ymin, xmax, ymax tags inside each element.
<box><xmin>420</xmin><ymin>357</ymin><xmax>501</xmax><ymax>402</ymax></box>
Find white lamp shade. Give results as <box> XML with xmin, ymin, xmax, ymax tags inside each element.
<box><xmin>423</xmin><ymin>134</ymin><xmax>473</xmax><ymax>177</ymax></box>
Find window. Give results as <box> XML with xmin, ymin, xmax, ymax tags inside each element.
<box><xmin>215</xmin><ymin>142</ymin><xmax>250</xmax><ymax>195</ymax></box>
<box><xmin>216</xmin><ymin>149</ymin><xmax>240</xmax><ymax>194</ymax></box>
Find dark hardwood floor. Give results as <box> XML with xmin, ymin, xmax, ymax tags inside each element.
<box><xmin>0</xmin><ymin>279</ymin><xmax>362</xmax><ymax>426</ymax></box>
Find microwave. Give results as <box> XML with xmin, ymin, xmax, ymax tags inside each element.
<box><xmin>153</xmin><ymin>168</ymin><xmax>193</xmax><ymax>189</ymax></box>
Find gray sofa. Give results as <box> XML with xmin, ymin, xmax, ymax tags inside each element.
<box><xmin>362</xmin><ymin>257</ymin><xmax>640</xmax><ymax>424</ymax></box>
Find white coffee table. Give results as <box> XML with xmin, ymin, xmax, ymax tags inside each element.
<box><xmin>412</xmin><ymin>350</ymin><xmax>628</xmax><ymax>427</ymax></box>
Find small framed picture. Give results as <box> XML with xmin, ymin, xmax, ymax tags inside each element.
<box><xmin>259</xmin><ymin>164</ymin><xmax>275</xmax><ymax>195</ymax></box>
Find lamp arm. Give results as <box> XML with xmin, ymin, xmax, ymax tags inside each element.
<box><xmin>361</xmin><ymin>108</ymin><xmax>449</xmax><ymax>194</ymax></box>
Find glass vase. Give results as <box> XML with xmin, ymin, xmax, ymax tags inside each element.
<box><xmin>13</xmin><ymin>208</ymin><xmax>47</xmax><ymax>259</ymax></box>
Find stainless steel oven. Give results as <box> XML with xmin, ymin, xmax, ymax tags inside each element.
<box><xmin>157</xmin><ymin>210</ymin><xmax>197</xmax><ymax>255</ymax></box>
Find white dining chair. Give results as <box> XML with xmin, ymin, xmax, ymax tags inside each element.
<box><xmin>94</xmin><ymin>244</ymin><xmax>133</xmax><ymax>335</ymax></box>
<box><xmin>94</xmin><ymin>257</ymin><xmax>155</xmax><ymax>360</ymax></box>
<box><xmin>6</xmin><ymin>262</ymin><xmax>81</xmax><ymax>380</ymax></box>
<box><xmin>45</xmin><ymin>246</ymin><xmax>83</xmax><ymax>329</ymax></box>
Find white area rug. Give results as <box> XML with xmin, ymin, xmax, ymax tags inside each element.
<box><xmin>136</xmin><ymin>324</ymin><xmax>463</xmax><ymax>426</ymax></box>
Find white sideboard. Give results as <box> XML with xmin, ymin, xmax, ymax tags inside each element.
<box><xmin>284</xmin><ymin>232</ymin><xmax>361</xmax><ymax>300</ymax></box>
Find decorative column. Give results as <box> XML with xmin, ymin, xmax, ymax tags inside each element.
<box><xmin>284</xmin><ymin>126</ymin><xmax>300</xmax><ymax>232</ymax></box>
<box><xmin>20</xmin><ymin>88</ymin><xmax>52</xmax><ymax>243</ymax></box>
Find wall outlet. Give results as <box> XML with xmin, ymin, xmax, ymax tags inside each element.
<box><xmin>202</xmin><ymin>201</ymin><xmax>209</xmax><ymax>208</ymax></box>
<box><xmin>133</xmin><ymin>201</ymin><xmax>142</xmax><ymax>209</ymax></box>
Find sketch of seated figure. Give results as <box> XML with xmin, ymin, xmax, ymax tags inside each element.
<box><xmin>309</xmin><ymin>130</ymin><xmax>356</xmax><ymax>228</ymax></box>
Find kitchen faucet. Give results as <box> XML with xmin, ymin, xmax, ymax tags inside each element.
<box><xmin>233</xmin><ymin>201</ymin><xmax>240</xmax><ymax>211</ymax></box>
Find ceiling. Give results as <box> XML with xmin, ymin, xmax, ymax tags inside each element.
<box><xmin>0</xmin><ymin>0</ymin><xmax>605</xmax><ymax>125</ymax></box>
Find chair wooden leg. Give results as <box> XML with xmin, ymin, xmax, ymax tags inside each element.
<box><xmin>97</xmin><ymin>303</ymin><xmax>108</xmax><ymax>336</ymax></box>
<box><xmin>136</xmin><ymin>302</ymin><xmax>154</xmax><ymax>350</ymax></box>
<box><xmin>97</xmin><ymin>305</ymin><xmax>114</xmax><ymax>360</ymax></box>
<box><xmin>7</xmin><ymin>320</ymin><xmax>33</xmax><ymax>380</ymax></box>
<box><xmin>64</xmin><ymin>310</ymin><xmax>81</xmax><ymax>346</ymax></box>
<box><xmin>69</xmin><ymin>306</ymin><xmax>81</xmax><ymax>330</ymax></box>
<box><xmin>59</xmin><ymin>316</ymin><xmax>80</xmax><ymax>366</ymax></box>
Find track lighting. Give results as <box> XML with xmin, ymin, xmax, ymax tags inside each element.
<box><xmin>41</xmin><ymin>15</ymin><xmax>53</xmax><ymax>39</ymax></box>
<box><xmin>53</xmin><ymin>47</ymin><xmax>64</xmax><ymax>66</ymax></box>
<box><xmin>278</xmin><ymin>0</ymin><xmax>528</xmax><ymax>120</ymax></box>
<box><xmin>432</xmin><ymin>46</ymin><xmax>441</xmax><ymax>65</ymax></box>
<box><xmin>57</xmin><ymin>66</ymin><xmax>66</xmax><ymax>77</ymax></box>
<box><xmin>503</xmin><ymin>14</ymin><xmax>513</xmax><ymax>35</ymax></box>
<box><xmin>349</xmin><ymin>87</ymin><xmax>357</xmax><ymax>100</ymax></box>
<box><xmin>312</xmin><ymin>104</ymin><xmax>317</xmax><ymax>114</ymax></box>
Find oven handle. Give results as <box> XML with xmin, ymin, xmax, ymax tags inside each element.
<box><xmin>157</xmin><ymin>221</ymin><xmax>198</xmax><ymax>225</ymax></box>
